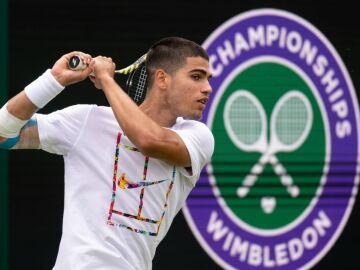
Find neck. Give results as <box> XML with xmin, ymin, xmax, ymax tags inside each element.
<box><xmin>139</xmin><ymin>93</ymin><xmax>177</xmax><ymax>127</ymax></box>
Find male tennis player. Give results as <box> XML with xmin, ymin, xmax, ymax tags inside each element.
<box><xmin>0</xmin><ymin>37</ymin><xmax>214</xmax><ymax>270</ymax></box>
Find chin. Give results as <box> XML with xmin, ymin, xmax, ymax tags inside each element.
<box><xmin>184</xmin><ymin>112</ymin><xmax>202</xmax><ymax>121</ymax></box>
<box><xmin>181</xmin><ymin>107</ymin><xmax>204</xmax><ymax>120</ymax></box>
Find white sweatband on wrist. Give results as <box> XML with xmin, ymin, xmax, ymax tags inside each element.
<box><xmin>24</xmin><ymin>69</ymin><xmax>65</xmax><ymax>108</ymax></box>
<box><xmin>0</xmin><ymin>103</ymin><xmax>28</xmax><ymax>138</ymax></box>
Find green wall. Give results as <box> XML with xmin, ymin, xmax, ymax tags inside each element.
<box><xmin>0</xmin><ymin>0</ymin><xmax>8</xmax><ymax>268</ymax></box>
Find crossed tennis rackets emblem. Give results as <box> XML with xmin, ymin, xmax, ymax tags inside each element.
<box><xmin>224</xmin><ymin>90</ymin><xmax>313</xmax><ymax>214</ymax></box>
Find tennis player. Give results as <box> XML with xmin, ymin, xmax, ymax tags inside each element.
<box><xmin>0</xmin><ymin>37</ymin><xmax>214</xmax><ymax>270</ymax></box>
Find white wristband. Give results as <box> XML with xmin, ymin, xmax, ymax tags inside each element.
<box><xmin>0</xmin><ymin>103</ymin><xmax>28</xmax><ymax>138</ymax></box>
<box><xmin>24</xmin><ymin>69</ymin><xmax>65</xmax><ymax>108</ymax></box>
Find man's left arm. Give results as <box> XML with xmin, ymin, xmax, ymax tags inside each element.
<box><xmin>103</xmin><ymin>76</ymin><xmax>191</xmax><ymax>166</ymax></box>
<box><xmin>89</xmin><ymin>56</ymin><xmax>192</xmax><ymax>167</ymax></box>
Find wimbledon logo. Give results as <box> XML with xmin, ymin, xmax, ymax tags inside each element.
<box><xmin>183</xmin><ymin>9</ymin><xmax>360</xmax><ymax>270</ymax></box>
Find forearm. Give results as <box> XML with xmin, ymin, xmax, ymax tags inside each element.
<box><xmin>1</xmin><ymin>51</ymin><xmax>92</xmax><ymax>148</ymax></box>
<box><xmin>101</xmin><ymin>77</ymin><xmax>163</xmax><ymax>149</ymax></box>
<box><xmin>6</xmin><ymin>51</ymin><xmax>93</xmax><ymax>121</ymax></box>
<box><xmin>0</xmin><ymin>69</ymin><xmax>64</xmax><ymax>142</ymax></box>
<box><xmin>0</xmin><ymin>92</ymin><xmax>37</xmax><ymax>143</ymax></box>
<box><xmin>5</xmin><ymin>65</ymin><xmax>66</xmax><ymax>120</ymax></box>
<box><xmin>90</xmin><ymin>55</ymin><xmax>190</xmax><ymax>166</ymax></box>
<box><xmin>100</xmin><ymin>76</ymin><xmax>190</xmax><ymax>166</ymax></box>
<box><xmin>7</xmin><ymin>92</ymin><xmax>39</xmax><ymax>121</ymax></box>
<box><xmin>0</xmin><ymin>92</ymin><xmax>38</xmax><ymax>144</ymax></box>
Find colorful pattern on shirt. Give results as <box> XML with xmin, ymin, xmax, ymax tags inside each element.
<box><xmin>107</xmin><ymin>132</ymin><xmax>175</xmax><ymax>236</ymax></box>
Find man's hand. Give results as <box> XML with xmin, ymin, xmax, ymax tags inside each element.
<box><xmin>88</xmin><ymin>56</ymin><xmax>116</xmax><ymax>90</ymax></box>
<box><xmin>51</xmin><ymin>51</ymin><xmax>93</xmax><ymax>86</ymax></box>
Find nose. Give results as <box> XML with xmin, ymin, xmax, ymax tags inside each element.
<box><xmin>202</xmin><ymin>80</ymin><xmax>212</xmax><ymax>95</ymax></box>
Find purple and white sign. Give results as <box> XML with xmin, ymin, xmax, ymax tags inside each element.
<box><xmin>183</xmin><ymin>9</ymin><xmax>359</xmax><ymax>270</ymax></box>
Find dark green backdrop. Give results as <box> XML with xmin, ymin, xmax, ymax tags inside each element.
<box><xmin>5</xmin><ymin>0</ymin><xmax>360</xmax><ymax>269</ymax></box>
<box><xmin>1</xmin><ymin>0</ymin><xmax>8</xmax><ymax>268</ymax></box>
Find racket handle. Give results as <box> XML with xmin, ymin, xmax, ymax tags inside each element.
<box><xmin>68</xmin><ymin>55</ymin><xmax>87</xmax><ymax>71</ymax></box>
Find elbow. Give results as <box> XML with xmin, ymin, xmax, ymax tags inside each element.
<box><xmin>0</xmin><ymin>136</ymin><xmax>17</xmax><ymax>149</ymax></box>
<box><xmin>136</xmin><ymin>135</ymin><xmax>159</xmax><ymax>157</ymax></box>
<box><xmin>135</xmin><ymin>132</ymin><xmax>177</xmax><ymax>159</ymax></box>
<box><xmin>130</xmin><ymin>129</ymin><xmax>189</xmax><ymax>166</ymax></box>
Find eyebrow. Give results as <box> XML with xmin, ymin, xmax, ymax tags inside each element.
<box><xmin>189</xmin><ymin>69</ymin><xmax>213</xmax><ymax>80</ymax></box>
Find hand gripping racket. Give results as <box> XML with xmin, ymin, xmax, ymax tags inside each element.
<box><xmin>68</xmin><ymin>54</ymin><xmax>148</xmax><ymax>105</ymax></box>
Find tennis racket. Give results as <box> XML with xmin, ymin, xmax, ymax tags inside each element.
<box><xmin>68</xmin><ymin>54</ymin><xmax>148</xmax><ymax>105</ymax></box>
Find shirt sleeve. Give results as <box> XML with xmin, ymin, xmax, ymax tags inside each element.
<box><xmin>173</xmin><ymin>120</ymin><xmax>215</xmax><ymax>186</ymax></box>
<box><xmin>36</xmin><ymin>105</ymin><xmax>94</xmax><ymax>156</ymax></box>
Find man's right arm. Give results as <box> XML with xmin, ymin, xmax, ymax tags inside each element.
<box><xmin>0</xmin><ymin>51</ymin><xmax>93</xmax><ymax>150</ymax></box>
<box><xmin>0</xmin><ymin>92</ymin><xmax>40</xmax><ymax>149</ymax></box>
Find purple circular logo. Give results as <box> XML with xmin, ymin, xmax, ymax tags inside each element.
<box><xmin>183</xmin><ymin>9</ymin><xmax>359</xmax><ymax>270</ymax></box>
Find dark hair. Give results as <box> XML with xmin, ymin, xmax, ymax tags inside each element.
<box><xmin>145</xmin><ymin>37</ymin><xmax>209</xmax><ymax>88</ymax></box>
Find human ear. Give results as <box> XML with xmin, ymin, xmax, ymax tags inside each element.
<box><xmin>154</xmin><ymin>69</ymin><xmax>168</xmax><ymax>90</ymax></box>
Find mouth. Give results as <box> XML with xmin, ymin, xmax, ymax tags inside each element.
<box><xmin>198</xmin><ymin>97</ymin><xmax>208</xmax><ymax>106</ymax></box>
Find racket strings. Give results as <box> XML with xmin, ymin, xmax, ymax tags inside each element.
<box><xmin>128</xmin><ymin>64</ymin><xmax>148</xmax><ymax>105</ymax></box>
<box><xmin>229</xmin><ymin>96</ymin><xmax>262</xmax><ymax>145</ymax></box>
<box><xmin>275</xmin><ymin>97</ymin><xmax>308</xmax><ymax>145</ymax></box>
<box><xmin>134</xmin><ymin>66</ymin><xmax>147</xmax><ymax>102</ymax></box>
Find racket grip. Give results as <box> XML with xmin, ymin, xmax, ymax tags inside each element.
<box><xmin>68</xmin><ymin>55</ymin><xmax>87</xmax><ymax>71</ymax></box>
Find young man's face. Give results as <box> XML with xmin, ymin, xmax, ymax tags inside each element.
<box><xmin>167</xmin><ymin>56</ymin><xmax>212</xmax><ymax>120</ymax></box>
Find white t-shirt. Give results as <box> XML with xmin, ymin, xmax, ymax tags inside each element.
<box><xmin>36</xmin><ymin>105</ymin><xmax>214</xmax><ymax>270</ymax></box>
